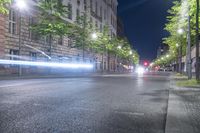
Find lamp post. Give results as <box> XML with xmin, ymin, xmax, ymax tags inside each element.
<box><xmin>15</xmin><ymin>0</ymin><xmax>27</xmax><ymax>76</ymax></box>
<box><xmin>91</xmin><ymin>32</ymin><xmax>98</xmax><ymax>71</ymax></box>
<box><xmin>195</xmin><ymin>0</ymin><xmax>199</xmax><ymax>80</ymax></box>
<box><xmin>177</xmin><ymin>28</ymin><xmax>184</xmax><ymax>74</ymax></box>
<box><xmin>187</xmin><ymin>14</ymin><xmax>192</xmax><ymax>79</ymax></box>
<box><xmin>115</xmin><ymin>45</ymin><xmax>121</xmax><ymax>72</ymax></box>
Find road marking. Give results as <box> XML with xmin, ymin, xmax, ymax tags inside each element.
<box><xmin>115</xmin><ymin>111</ymin><xmax>145</xmax><ymax>116</ymax></box>
<box><xmin>0</xmin><ymin>83</ymin><xmax>27</xmax><ymax>88</ymax></box>
<box><xmin>1</xmin><ymin>100</ymin><xmax>20</xmax><ymax>104</ymax></box>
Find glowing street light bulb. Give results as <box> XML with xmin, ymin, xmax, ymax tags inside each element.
<box><xmin>161</xmin><ymin>57</ymin><xmax>164</xmax><ymax>60</ymax></box>
<box><xmin>16</xmin><ymin>0</ymin><xmax>27</xmax><ymax>10</ymax></box>
<box><xmin>117</xmin><ymin>45</ymin><xmax>122</xmax><ymax>49</ymax></box>
<box><xmin>129</xmin><ymin>51</ymin><xmax>132</xmax><ymax>55</ymax></box>
<box><xmin>166</xmin><ymin>55</ymin><xmax>169</xmax><ymax>58</ymax></box>
<box><xmin>177</xmin><ymin>28</ymin><xmax>184</xmax><ymax>34</ymax></box>
<box><xmin>91</xmin><ymin>33</ymin><xmax>97</xmax><ymax>40</ymax></box>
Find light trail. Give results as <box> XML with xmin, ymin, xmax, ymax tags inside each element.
<box><xmin>0</xmin><ymin>59</ymin><xmax>93</xmax><ymax>69</ymax></box>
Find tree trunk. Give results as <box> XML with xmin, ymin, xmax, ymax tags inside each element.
<box><xmin>107</xmin><ymin>51</ymin><xmax>110</xmax><ymax>72</ymax></box>
<box><xmin>18</xmin><ymin>13</ymin><xmax>22</xmax><ymax>76</ymax></box>
<box><xmin>187</xmin><ymin>15</ymin><xmax>192</xmax><ymax>79</ymax></box>
<box><xmin>102</xmin><ymin>52</ymin><xmax>104</xmax><ymax>73</ymax></box>
<box><xmin>115</xmin><ymin>54</ymin><xmax>118</xmax><ymax>72</ymax></box>
<box><xmin>179</xmin><ymin>45</ymin><xmax>182</xmax><ymax>74</ymax></box>
<box><xmin>82</xmin><ymin>42</ymin><xmax>85</xmax><ymax>62</ymax></box>
<box><xmin>196</xmin><ymin>0</ymin><xmax>200</xmax><ymax>80</ymax></box>
<box><xmin>49</xmin><ymin>34</ymin><xmax>52</xmax><ymax>58</ymax></box>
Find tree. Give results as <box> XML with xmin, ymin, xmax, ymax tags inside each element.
<box><xmin>68</xmin><ymin>13</ymin><xmax>94</xmax><ymax>61</ymax></box>
<box><xmin>153</xmin><ymin>0</ymin><xmax>200</xmax><ymax>79</ymax></box>
<box><xmin>0</xmin><ymin>0</ymin><xmax>11</xmax><ymax>14</ymax></box>
<box><xmin>31</xmin><ymin>0</ymin><xmax>72</xmax><ymax>57</ymax></box>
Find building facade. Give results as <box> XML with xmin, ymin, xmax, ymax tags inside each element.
<box><xmin>157</xmin><ymin>44</ymin><xmax>169</xmax><ymax>58</ymax></box>
<box><xmin>0</xmin><ymin>0</ymin><xmax>118</xmax><ymax>75</ymax></box>
<box><xmin>117</xmin><ymin>16</ymin><xmax>125</xmax><ymax>38</ymax></box>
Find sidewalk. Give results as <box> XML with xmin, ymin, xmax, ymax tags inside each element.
<box><xmin>165</xmin><ymin>76</ymin><xmax>200</xmax><ymax>133</ymax></box>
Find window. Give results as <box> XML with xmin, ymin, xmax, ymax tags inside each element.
<box><xmin>45</xmin><ymin>35</ymin><xmax>51</xmax><ymax>45</ymax></box>
<box><xmin>30</xmin><ymin>52</ymin><xmax>37</xmax><ymax>61</ymax></box>
<box><xmin>95</xmin><ymin>1</ymin><xmax>98</xmax><ymax>14</ymax></box>
<box><xmin>58</xmin><ymin>36</ymin><xmax>63</xmax><ymax>45</ymax></box>
<box><xmin>95</xmin><ymin>21</ymin><xmax>98</xmax><ymax>29</ymax></box>
<box><xmin>100</xmin><ymin>24</ymin><xmax>102</xmax><ymax>32</ymax></box>
<box><xmin>29</xmin><ymin>17</ymin><xmax>40</xmax><ymax>41</ymax></box>
<box><xmin>90</xmin><ymin>17</ymin><xmax>93</xmax><ymax>28</ymax></box>
<box><xmin>84</xmin><ymin>0</ymin><xmax>87</xmax><ymax>11</ymax></box>
<box><xmin>76</xmin><ymin>9</ymin><xmax>80</xmax><ymax>22</ymax></box>
<box><xmin>9</xmin><ymin>9</ymin><xmax>17</xmax><ymax>34</ymax></box>
<box><xmin>104</xmin><ymin>9</ymin><xmax>106</xmax><ymax>20</ymax></box>
<box><xmin>68</xmin><ymin>3</ymin><xmax>72</xmax><ymax>20</ymax></box>
<box><xmin>90</xmin><ymin>0</ymin><xmax>93</xmax><ymax>12</ymax></box>
<box><xmin>100</xmin><ymin>6</ymin><xmax>102</xmax><ymax>18</ymax></box>
<box><xmin>77</xmin><ymin>0</ymin><xmax>80</xmax><ymax>6</ymax></box>
<box><xmin>58</xmin><ymin>0</ymin><xmax>63</xmax><ymax>5</ymax></box>
<box><xmin>10</xmin><ymin>49</ymin><xmax>19</xmax><ymax>60</ymax></box>
<box><xmin>68</xmin><ymin>37</ymin><xmax>73</xmax><ymax>47</ymax></box>
<box><xmin>111</xmin><ymin>14</ymin><xmax>113</xmax><ymax>25</ymax></box>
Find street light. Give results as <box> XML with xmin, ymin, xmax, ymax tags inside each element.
<box><xmin>177</xmin><ymin>28</ymin><xmax>184</xmax><ymax>34</ymax></box>
<box><xmin>15</xmin><ymin>0</ymin><xmax>27</xmax><ymax>76</ymax></box>
<box><xmin>117</xmin><ymin>45</ymin><xmax>122</xmax><ymax>49</ymax></box>
<box><xmin>91</xmin><ymin>32</ymin><xmax>97</xmax><ymax>40</ymax></box>
<box><xmin>16</xmin><ymin>0</ymin><xmax>27</xmax><ymax>10</ymax></box>
<box><xmin>129</xmin><ymin>51</ymin><xmax>132</xmax><ymax>55</ymax></box>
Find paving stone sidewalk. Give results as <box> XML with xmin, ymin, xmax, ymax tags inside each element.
<box><xmin>165</xmin><ymin>78</ymin><xmax>200</xmax><ymax>133</ymax></box>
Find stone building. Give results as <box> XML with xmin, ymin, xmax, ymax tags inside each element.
<box><xmin>0</xmin><ymin>0</ymin><xmax>118</xmax><ymax>75</ymax></box>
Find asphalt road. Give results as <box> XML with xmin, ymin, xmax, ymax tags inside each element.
<box><xmin>0</xmin><ymin>72</ymin><xmax>170</xmax><ymax>133</ymax></box>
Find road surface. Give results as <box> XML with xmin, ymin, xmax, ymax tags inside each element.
<box><xmin>0</xmin><ymin>72</ymin><xmax>170</xmax><ymax>133</ymax></box>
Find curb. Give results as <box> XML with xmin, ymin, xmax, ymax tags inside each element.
<box><xmin>165</xmin><ymin>77</ymin><xmax>200</xmax><ymax>133</ymax></box>
<box><xmin>0</xmin><ymin>72</ymin><xmax>132</xmax><ymax>80</ymax></box>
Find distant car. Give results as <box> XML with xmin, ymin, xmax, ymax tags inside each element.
<box><xmin>158</xmin><ymin>68</ymin><xmax>164</xmax><ymax>72</ymax></box>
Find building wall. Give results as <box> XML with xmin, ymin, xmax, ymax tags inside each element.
<box><xmin>0</xmin><ymin>14</ymin><xmax>6</xmax><ymax>58</ymax></box>
<box><xmin>0</xmin><ymin>0</ymin><xmax>118</xmax><ymax>74</ymax></box>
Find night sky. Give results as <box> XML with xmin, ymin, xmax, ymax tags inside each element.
<box><xmin>117</xmin><ymin>0</ymin><xmax>174</xmax><ymax>61</ymax></box>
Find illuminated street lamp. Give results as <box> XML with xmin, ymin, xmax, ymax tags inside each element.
<box><xmin>166</xmin><ymin>55</ymin><xmax>169</xmax><ymax>58</ymax></box>
<box><xmin>91</xmin><ymin>32</ymin><xmax>97</xmax><ymax>40</ymax></box>
<box><xmin>177</xmin><ymin>28</ymin><xmax>184</xmax><ymax>35</ymax></box>
<box><xmin>129</xmin><ymin>51</ymin><xmax>132</xmax><ymax>55</ymax></box>
<box><xmin>117</xmin><ymin>45</ymin><xmax>122</xmax><ymax>49</ymax></box>
<box><xmin>16</xmin><ymin>0</ymin><xmax>27</xmax><ymax>10</ymax></box>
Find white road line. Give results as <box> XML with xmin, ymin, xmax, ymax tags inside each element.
<box><xmin>115</xmin><ymin>111</ymin><xmax>145</xmax><ymax>116</ymax></box>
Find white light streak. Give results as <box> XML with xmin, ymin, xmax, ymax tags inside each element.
<box><xmin>0</xmin><ymin>59</ymin><xmax>93</xmax><ymax>69</ymax></box>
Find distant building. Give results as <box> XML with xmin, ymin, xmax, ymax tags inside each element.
<box><xmin>157</xmin><ymin>44</ymin><xmax>169</xmax><ymax>57</ymax></box>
